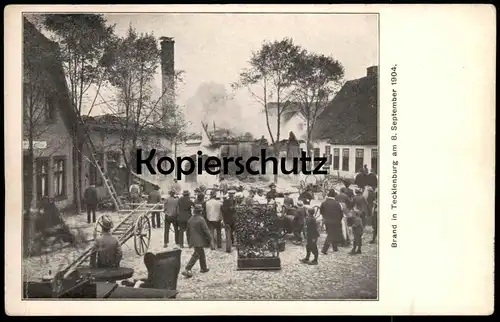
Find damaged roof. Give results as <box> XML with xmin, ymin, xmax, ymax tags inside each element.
<box><xmin>312</xmin><ymin>69</ymin><xmax>378</xmax><ymax>145</ymax></box>
<box><xmin>82</xmin><ymin>114</ymin><xmax>176</xmax><ymax>137</ymax></box>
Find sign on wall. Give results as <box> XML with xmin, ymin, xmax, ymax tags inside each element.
<box><xmin>23</xmin><ymin>141</ymin><xmax>47</xmax><ymax>150</ymax></box>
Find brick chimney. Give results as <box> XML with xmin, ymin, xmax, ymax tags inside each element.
<box><xmin>160</xmin><ymin>37</ymin><xmax>175</xmax><ymax>125</ymax></box>
<box><xmin>367</xmin><ymin>66</ymin><xmax>378</xmax><ymax>77</ymax></box>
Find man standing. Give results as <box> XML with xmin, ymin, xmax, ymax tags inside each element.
<box><xmin>354</xmin><ymin>168</ymin><xmax>367</xmax><ymax>192</ymax></box>
<box><xmin>292</xmin><ymin>200</ymin><xmax>307</xmax><ymax>245</ymax></box>
<box><xmin>194</xmin><ymin>192</ymin><xmax>207</xmax><ymax>220</ymax></box>
<box><xmin>266</xmin><ymin>183</ymin><xmax>278</xmax><ymax>202</ymax></box>
<box><xmin>300</xmin><ymin>207</ymin><xmax>320</xmax><ymax>265</ymax></box>
<box><xmin>320</xmin><ymin>190</ymin><xmax>344</xmax><ymax>254</ymax></box>
<box><xmin>163</xmin><ymin>190</ymin><xmax>179</xmax><ymax>248</ymax></box>
<box><xmin>129</xmin><ymin>180</ymin><xmax>141</xmax><ymax>205</ymax></box>
<box><xmin>176</xmin><ymin>190</ymin><xmax>194</xmax><ymax>248</ymax></box>
<box><xmin>90</xmin><ymin>216</ymin><xmax>123</xmax><ymax>268</ymax></box>
<box><xmin>181</xmin><ymin>204</ymin><xmax>212</xmax><ymax>278</ymax></box>
<box><xmin>353</xmin><ymin>188</ymin><xmax>369</xmax><ymax>227</ymax></box>
<box><xmin>205</xmin><ymin>191</ymin><xmax>223</xmax><ymax>250</ymax></box>
<box><xmin>148</xmin><ymin>185</ymin><xmax>162</xmax><ymax>229</ymax></box>
<box><xmin>83</xmin><ymin>184</ymin><xmax>99</xmax><ymax>224</ymax></box>
<box><xmin>366</xmin><ymin>168</ymin><xmax>378</xmax><ymax>191</ymax></box>
<box><xmin>221</xmin><ymin>190</ymin><xmax>237</xmax><ymax>253</ymax></box>
<box><xmin>219</xmin><ymin>177</ymin><xmax>228</xmax><ymax>196</ymax></box>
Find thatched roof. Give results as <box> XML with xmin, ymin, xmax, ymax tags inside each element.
<box><xmin>312</xmin><ymin>67</ymin><xmax>378</xmax><ymax>145</ymax></box>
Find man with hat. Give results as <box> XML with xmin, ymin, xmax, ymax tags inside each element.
<box><xmin>181</xmin><ymin>204</ymin><xmax>212</xmax><ymax>278</ymax></box>
<box><xmin>163</xmin><ymin>190</ymin><xmax>179</xmax><ymax>247</ymax></box>
<box><xmin>266</xmin><ymin>183</ymin><xmax>278</xmax><ymax>202</ymax></box>
<box><xmin>353</xmin><ymin>188</ymin><xmax>369</xmax><ymax>227</ymax></box>
<box><xmin>83</xmin><ymin>184</ymin><xmax>99</xmax><ymax>224</ymax></box>
<box><xmin>148</xmin><ymin>185</ymin><xmax>162</xmax><ymax>229</ymax></box>
<box><xmin>221</xmin><ymin>190</ymin><xmax>237</xmax><ymax>253</ymax></box>
<box><xmin>90</xmin><ymin>216</ymin><xmax>123</xmax><ymax>268</ymax></box>
<box><xmin>129</xmin><ymin>179</ymin><xmax>141</xmax><ymax>205</ymax></box>
<box><xmin>205</xmin><ymin>190</ymin><xmax>223</xmax><ymax>249</ymax></box>
<box><xmin>292</xmin><ymin>200</ymin><xmax>307</xmax><ymax>245</ymax></box>
<box><xmin>320</xmin><ymin>189</ymin><xmax>344</xmax><ymax>254</ymax></box>
<box><xmin>176</xmin><ymin>190</ymin><xmax>195</xmax><ymax>247</ymax></box>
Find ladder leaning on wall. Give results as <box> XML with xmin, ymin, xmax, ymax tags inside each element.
<box><xmin>73</xmin><ymin>113</ymin><xmax>123</xmax><ymax>211</ymax></box>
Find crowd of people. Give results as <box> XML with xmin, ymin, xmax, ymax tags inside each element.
<box><xmin>85</xmin><ymin>169</ymin><xmax>378</xmax><ymax>280</ymax></box>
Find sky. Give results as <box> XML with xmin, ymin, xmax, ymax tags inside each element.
<box><xmin>29</xmin><ymin>13</ymin><xmax>378</xmax><ymax>138</ymax></box>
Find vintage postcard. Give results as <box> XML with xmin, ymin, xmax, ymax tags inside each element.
<box><xmin>4</xmin><ymin>4</ymin><xmax>495</xmax><ymax>315</ymax></box>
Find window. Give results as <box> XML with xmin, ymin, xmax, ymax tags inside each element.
<box><xmin>324</xmin><ymin>146</ymin><xmax>332</xmax><ymax>165</ymax></box>
<box><xmin>44</xmin><ymin>95</ymin><xmax>56</xmax><ymax>122</ymax></box>
<box><xmin>313</xmin><ymin>148</ymin><xmax>321</xmax><ymax>167</ymax></box>
<box><xmin>53</xmin><ymin>157</ymin><xmax>66</xmax><ymax>198</ymax></box>
<box><xmin>333</xmin><ymin>148</ymin><xmax>340</xmax><ymax>170</ymax></box>
<box><xmin>355</xmin><ymin>149</ymin><xmax>364</xmax><ymax>173</ymax></box>
<box><xmin>36</xmin><ymin>158</ymin><xmax>49</xmax><ymax>200</ymax></box>
<box><xmin>89</xmin><ymin>152</ymin><xmax>104</xmax><ymax>187</ymax></box>
<box><xmin>371</xmin><ymin>149</ymin><xmax>378</xmax><ymax>173</ymax></box>
<box><xmin>342</xmin><ymin>148</ymin><xmax>350</xmax><ymax>171</ymax></box>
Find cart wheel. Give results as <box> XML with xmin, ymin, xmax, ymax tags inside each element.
<box><xmin>94</xmin><ymin>214</ymin><xmax>112</xmax><ymax>240</ymax></box>
<box><xmin>134</xmin><ymin>215</ymin><xmax>151</xmax><ymax>256</ymax></box>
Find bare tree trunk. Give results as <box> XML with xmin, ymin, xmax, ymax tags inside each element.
<box><xmin>73</xmin><ymin>126</ymin><xmax>82</xmax><ymax>215</ymax></box>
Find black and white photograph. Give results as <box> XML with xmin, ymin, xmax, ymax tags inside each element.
<box><xmin>8</xmin><ymin>5</ymin><xmax>494</xmax><ymax>316</ymax></box>
<box><xmin>22</xmin><ymin>12</ymin><xmax>379</xmax><ymax>301</ymax></box>
<box><xmin>20</xmin><ymin>11</ymin><xmax>379</xmax><ymax>300</ymax></box>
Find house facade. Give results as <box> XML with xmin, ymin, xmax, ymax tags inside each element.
<box><xmin>23</xmin><ymin>19</ymin><xmax>76</xmax><ymax>210</ymax></box>
<box><xmin>267</xmin><ymin>65</ymin><xmax>378</xmax><ymax>180</ymax></box>
<box><xmin>312</xmin><ymin>65</ymin><xmax>378</xmax><ymax>179</ymax></box>
<box><xmin>81</xmin><ymin>114</ymin><xmax>174</xmax><ymax>198</ymax></box>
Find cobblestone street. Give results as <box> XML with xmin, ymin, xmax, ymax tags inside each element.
<box><xmin>23</xmin><ymin>211</ymin><xmax>377</xmax><ymax>300</ymax></box>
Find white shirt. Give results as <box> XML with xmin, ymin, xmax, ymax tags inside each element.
<box><xmin>205</xmin><ymin>198</ymin><xmax>222</xmax><ymax>222</ymax></box>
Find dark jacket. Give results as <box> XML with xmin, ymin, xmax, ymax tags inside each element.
<box><xmin>221</xmin><ymin>198</ymin><xmax>236</xmax><ymax>225</ymax></box>
<box><xmin>83</xmin><ymin>186</ymin><xmax>99</xmax><ymax>205</ymax></box>
<box><xmin>335</xmin><ymin>192</ymin><xmax>351</xmax><ymax>208</ymax></box>
<box><xmin>320</xmin><ymin>197</ymin><xmax>344</xmax><ymax>225</ymax></box>
<box><xmin>164</xmin><ymin>196</ymin><xmax>179</xmax><ymax>219</ymax></box>
<box><xmin>147</xmin><ymin>190</ymin><xmax>162</xmax><ymax>209</ymax></box>
<box><xmin>305</xmin><ymin>216</ymin><xmax>320</xmax><ymax>240</ymax></box>
<box><xmin>177</xmin><ymin>196</ymin><xmax>194</xmax><ymax>222</ymax></box>
<box><xmin>90</xmin><ymin>232</ymin><xmax>123</xmax><ymax>268</ymax></box>
<box><xmin>294</xmin><ymin>207</ymin><xmax>307</xmax><ymax>222</ymax></box>
<box><xmin>366</xmin><ymin>173</ymin><xmax>378</xmax><ymax>190</ymax></box>
<box><xmin>266</xmin><ymin>190</ymin><xmax>278</xmax><ymax>201</ymax></box>
<box><xmin>352</xmin><ymin>215</ymin><xmax>364</xmax><ymax>236</ymax></box>
<box><xmin>187</xmin><ymin>215</ymin><xmax>212</xmax><ymax>248</ymax></box>
<box><xmin>354</xmin><ymin>173</ymin><xmax>367</xmax><ymax>189</ymax></box>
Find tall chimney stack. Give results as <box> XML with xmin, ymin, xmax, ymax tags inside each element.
<box><xmin>160</xmin><ymin>37</ymin><xmax>175</xmax><ymax>126</ymax></box>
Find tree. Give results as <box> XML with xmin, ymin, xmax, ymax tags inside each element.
<box><xmin>42</xmin><ymin>14</ymin><xmax>115</xmax><ymax>214</ymax></box>
<box><xmin>290</xmin><ymin>52</ymin><xmax>344</xmax><ymax>162</ymax></box>
<box><xmin>233</xmin><ymin>38</ymin><xmax>304</xmax><ymax>182</ymax></box>
<box><xmin>23</xmin><ymin>24</ymin><xmax>55</xmax><ymax>213</ymax></box>
<box><xmin>103</xmin><ymin>26</ymin><xmax>186</xmax><ymax>185</ymax></box>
